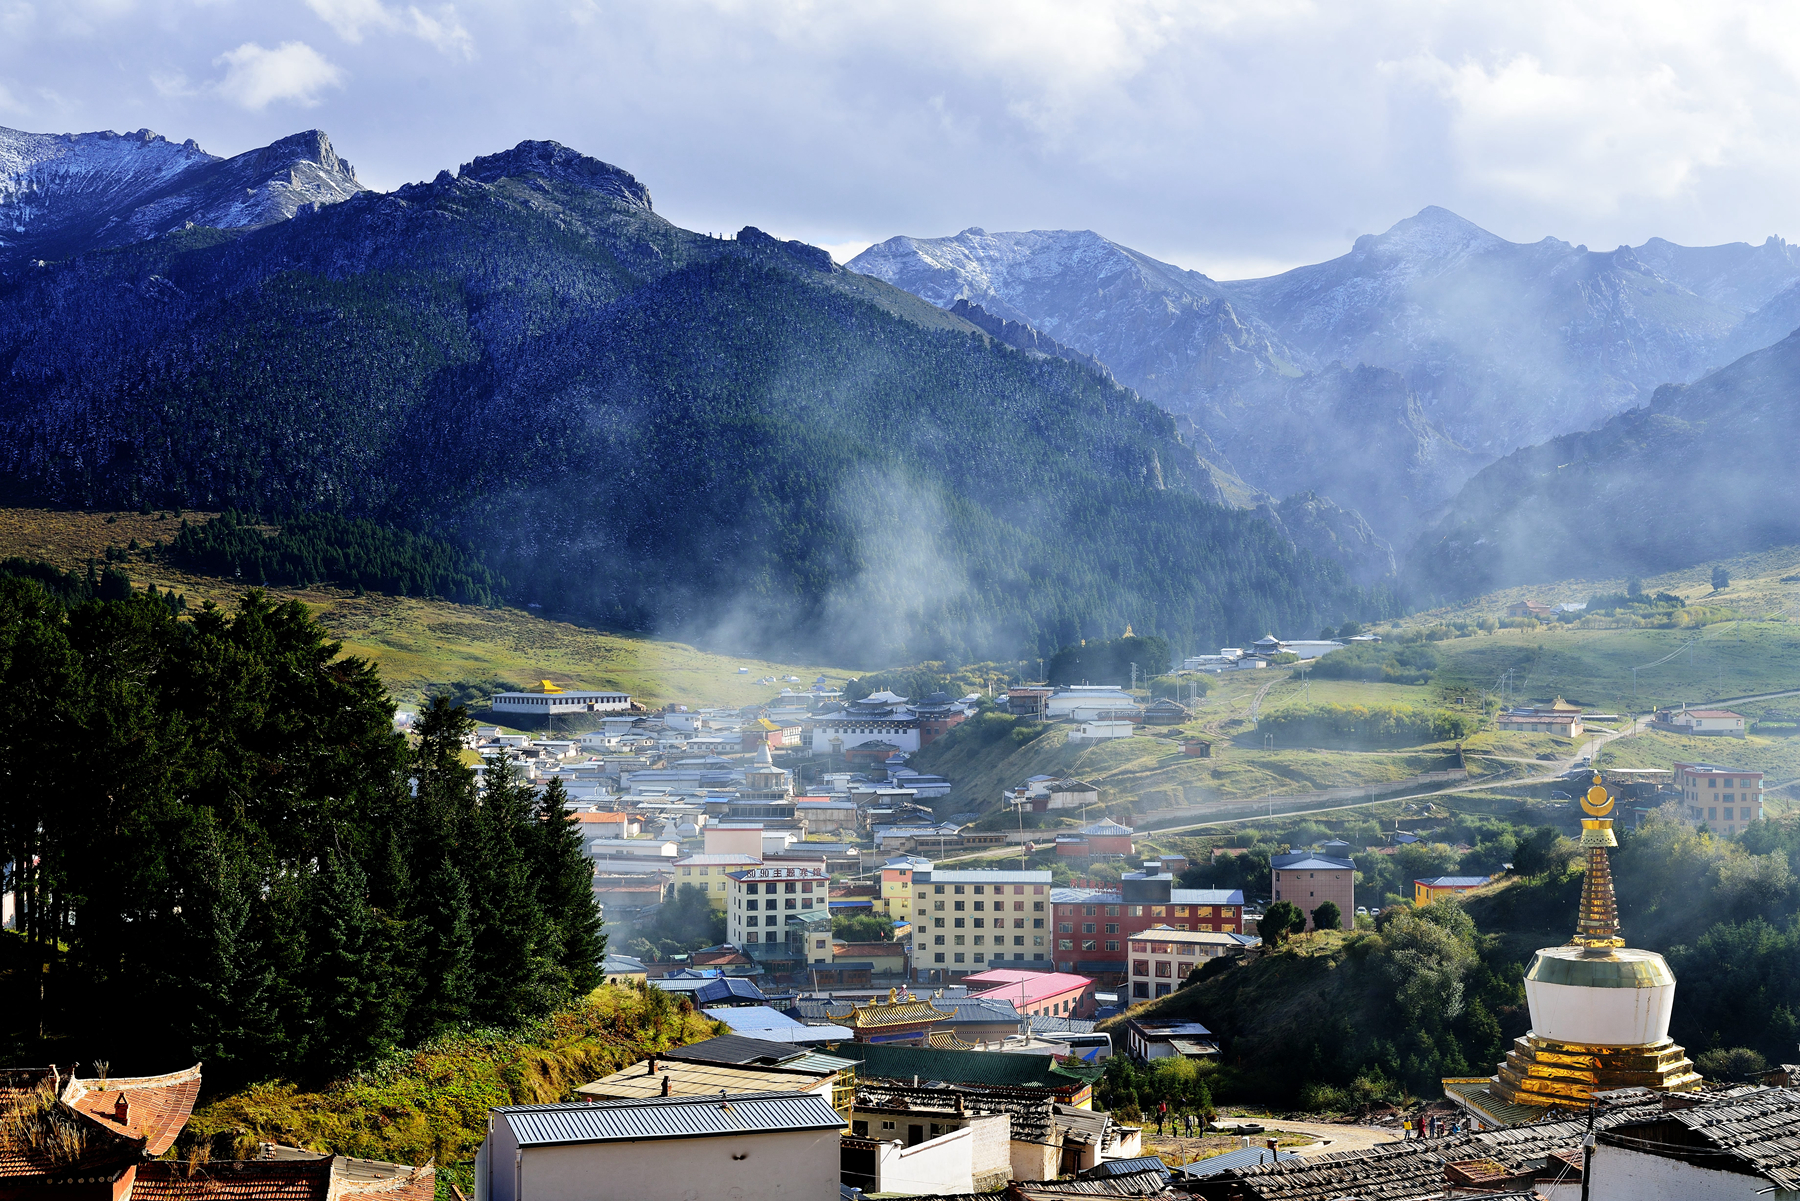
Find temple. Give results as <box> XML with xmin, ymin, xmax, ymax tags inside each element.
<box><xmin>1444</xmin><ymin>773</ymin><xmax>1701</xmax><ymax>1128</ymax></box>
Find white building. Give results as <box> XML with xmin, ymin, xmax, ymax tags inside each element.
<box><xmin>1068</xmin><ymin>720</ymin><xmax>1134</xmax><ymax>744</ymax></box>
<box><xmin>1045</xmin><ymin>686</ymin><xmax>1136</xmax><ymax>720</ymax></box>
<box><xmin>726</xmin><ymin>864</ymin><xmax>831</xmax><ymax>952</ymax></box>
<box><xmin>1127</xmin><ymin>926</ymin><xmax>1244</xmax><ymax>1000</ymax></box>
<box><xmin>1664</xmin><ymin>708</ymin><xmax>1749</xmax><ymax>738</ymax></box>
<box><xmin>475</xmin><ymin>1093</ymin><xmax>843</xmax><ymax>1201</ymax></box>
<box><xmin>492</xmin><ymin>683</ymin><xmax>632</xmax><ymax>717</ymax></box>
<box><xmin>1590</xmin><ymin>1087</ymin><xmax>1800</xmax><ymax>1200</ymax></box>
<box><xmin>811</xmin><ymin>694</ymin><xmax>922</xmax><ymax>755</ymax></box>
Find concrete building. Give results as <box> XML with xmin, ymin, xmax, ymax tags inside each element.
<box><xmin>1497</xmin><ymin>707</ymin><xmax>1584</xmax><ymax>736</ymax></box>
<box><xmin>674</xmin><ymin>854</ymin><xmax>763</xmax><ymax>908</ymax></box>
<box><xmin>726</xmin><ymin>865</ymin><xmax>831</xmax><ymax>954</ymax></box>
<box><xmin>1040</xmin><ymin>779</ymin><xmax>1101</xmax><ymax>811</ymax></box>
<box><xmin>907</xmin><ymin>867</ymin><xmax>1054</xmax><ymax>978</ymax></box>
<box><xmin>474</xmin><ymin>1093</ymin><xmax>843</xmax><ymax>1201</ymax></box>
<box><xmin>1271</xmin><ymin>853</ymin><xmax>1354</xmax><ymax>930</ymax></box>
<box><xmin>1121</xmin><ymin>1018</ymin><xmax>1219</xmax><ymax>1062</ymax></box>
<box><xmin>1045</xmin><ymin>686</ymin><xmax>1137</xmax><ymax>720</ymax></box>
<box><xmin>1677</xmin><ymin>762</ymin><xmax>1765</xmax><ymax>832</ymax></box>
<box><xmin>491</xmin><ymin>682</ymin><xmax>631</xmax><ymax>717</ymax></box>
<box><xmin>963</xmin><ymin>968</ymin><xmax>1097</xmax><ymax>1018</ymax></box>
<box><xmin>1127</xmin><ymin>927</ymin><xmax>1245</xmax><ymax>999</ymax></box>
<box><xmin>811</xmin><ymin>694</ymin><xmax>922</xmax><ymax>755</ymax></box>
<box><xmin>1052</xmin><ymin>876</ymin><xmax>1246</xmax><ymax>978</ymax></box>
<box><xmin>1067</xmin><ymin>720</ymin><xmax>1134</xmax><ymax>744</ymax></box>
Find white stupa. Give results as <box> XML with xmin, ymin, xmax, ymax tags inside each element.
<box><xmin>1446</xmin><ymin>772</ymin><xmax>1700</xmax><ymax>1126</ymax></box>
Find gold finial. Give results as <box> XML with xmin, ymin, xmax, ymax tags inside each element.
<box><xmin>1573</xmin><ymin>772</ymin><xmax>1624</xmax><ymax>950</ymax></box>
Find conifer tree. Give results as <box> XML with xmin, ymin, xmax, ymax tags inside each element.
<box><xmin>302</xmin><ymin>849</ymin><xmax>398</xmax><ymax>1081</ymax></box>
<box><xmin>531</xmin><ymin>777</ymin><xmax>605</xmax><ymax>994</ymax></box>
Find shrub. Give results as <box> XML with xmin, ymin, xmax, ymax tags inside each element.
<box><xmin>1257</xmin><ymin>702</ymin><xmax>1475</xmax><ymax>747</ymax></box>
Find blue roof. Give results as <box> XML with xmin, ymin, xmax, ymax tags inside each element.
<box><xmin>707</xmin><ymin>1006</ymin><xmax>856</xmax><ymax>1043</ymax></box>
<box><xmin>1079</xmin><ymin>1156</ymin><xmax>1169</xmax><ymax>1180</ymax></box>
<box><xmin>497</xmin><ymin>1092</ymin><xmax>844</xmax><ymax>1146</ymax></box>
<box><xmin>1170</xmin><ymin>888</ymin><xmax>1245</xmax><ymax>906</ymax></box>
<box><xmin>692</xmin><ymin>977</ymin><xmax>766</xmax><ymax>1004</ymax></box>
<box><xmin>1172</xmin><ymin>1145</ymin><xmax>1301</xmax><ymax>1178</ymax></box>
<box><xmin>828</xmin><ymin>899</ymin><xmax>873</xmax><ymax>909</ymax></box>
<box><xmin>1420</xmin><ymin>876</ymin><xmax>1491</xmax><ymax>888</ymax></box>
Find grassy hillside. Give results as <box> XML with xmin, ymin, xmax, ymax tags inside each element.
<box><xmin>0</xmin><ymin>506</ymin><xmax>852</xmax><ymax>709</ymax></box>
<box><xmin>181</xmin><ymin>985</ymin><xmax>720</xmax><ymax>1198</ymax></box>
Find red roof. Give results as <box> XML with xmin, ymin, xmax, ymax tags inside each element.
<box><xmin>134</xmin><ymin>1160</ymin><xmax>333</xmax><ymax>1201</ymax></box>
<box><xmin>1683</xmin><ymin>710</ymin><xmax>1744</xmax><ymax>719</ymax></box>
<box><xmin>964</xmin><ymin>970</ymin><xmax>1092</xmax><ymax>1005</ymax></box>
<box><xmin>571</xmin><ymin>812</ymin><xmax>629</xmax><ymax>823</ymax></box>
<box><xmin>65</xmin><ymin>1063</ymin><xmax>202</xmax><ymax>1155</ymax></box>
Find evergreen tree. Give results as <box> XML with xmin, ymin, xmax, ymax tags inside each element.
<box><xmin>530</xmin><ymin>778</ymin><xmax>605</xmax><ymax>995</ymax></box>
<box><xmin>464</xmin><ymin>756</ymin><xmax>559</xmax><ymax>1024</ymax></box>
<box><xmin>403</xmin><ymin>853</ymin><xmax>476</xmax><ymax>1041</ymax></box>
<box><xmin>301</xmin><ymin>849</ymin><xmax>398</xmax><ymax>1081</ymax></box>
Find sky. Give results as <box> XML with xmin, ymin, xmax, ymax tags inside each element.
<box><xmin>4</xmin><ymin>0</ymin><xmax>1800</xmax><ymax>277</ymax></box>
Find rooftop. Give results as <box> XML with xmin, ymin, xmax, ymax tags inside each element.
<box><xmin>917</xmin><ymin>868</ymin><xmax>1053</xmax><ymax>885</ymax></box>
<box><xmin>496</xmin><ymin>1092</ymin><xmax>845</xmax><ymax>1146</ymax></box>
<box><xmin>1271</xmin><ymin>853</ymin><xmax>1355</xmax><ymax>870</ymax></box>
<box><xmin>1419</xmin><ymin>876</ymin><xmax>1493</xmax><ymax>888</ymax></box>
<box><xmin>1169</xmin><ymin>888</ymin><xmax>1245</xmax><ymax>906</ymax></box>
<box><xmin>966</xmin><ymin>971</ymin><xmax>1093</xmax><ymax>1005</ymax></box>
<box><xmin>575</xmin><ymin>1059</ymin><xmax>835</xmax><ymax>1101</ymax></box>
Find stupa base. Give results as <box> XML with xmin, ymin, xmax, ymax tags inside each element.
<box><xmin>1491</xmin><ymin>1033</ymin><xmax>1701</xmax><ymax>1107</ymax></box>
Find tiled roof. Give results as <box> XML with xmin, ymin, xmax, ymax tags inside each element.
<box><xmin>843</xmin><ymin>995</ymin><xmax>955</xmax><ymax>1028</ymax></box>
<box><xmin>927</xmin><ymin>1031</ymin><xmax>978</xmax><ymax>1049</ymax></box>
<box><xmin>498</xmin><ymin>1091</ymin><xmax>845</xmax><ymax>1145</ymax></box>
<box><xmin>133</xmin><ymin>1160</ymin><xmax>332</xmax><ymax>1201</ymax></box>
<box><xmin>831</xmin><ymin>1043</ymin><xmax>1079</xmax><ymax>1090</ymax></box>
<box><xmin>64</xmin><ymin>1063</ymin><xmax>203</xmax><ymax>1155</ymax></box>
<box><xmin>1012</xmin><ymin>1170</ymin><xmax>1172</xmax><ymax>1198</ymax></box>
<box><xmin>1418</xmin><ymin>876</ymin><xmax>1492</xmax><ymax>888</ymax></box>
<box><xmin>1602</xmin><ymin>1086</ymin><xmax>1800</xmax><ymax>1190</ymax></box>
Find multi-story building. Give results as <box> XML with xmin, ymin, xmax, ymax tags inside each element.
<box><xmin>1051</xmin><ymin>873</ymin><xmax>1245</xmax><ymax>979</ymax></box>
<box><xmin>1127</xmin><ymin>927</ymin><xmax>1244</xmax><ymax>999</ymax></box>
<box><xmin>907</xmin><ymin>867</ymin><xmax>1054</xmax><ymax>979</ymax></box>
<box><xmin>725</xmin><ymin>865</ymin><xmax>832</xmax><ymax>960</ymax></box>
<box><xmin>673</xmin><ymin>853</ymin><xmax>763</xmax><ymax>908</ymax></box>
<box><xmin>1270</xmin><ymin>852</ymin><xmax>1354</xmax><ymax>930</ymax></box>
<box><xmin>1675</xmin><ymin>762</ymin><xmax>1765</xmax><ymax>832</ymax></box>
<box><xmin>880</xmin><ymin>855</ymin><xmax>933</xmax><ymax>918</ymax></box>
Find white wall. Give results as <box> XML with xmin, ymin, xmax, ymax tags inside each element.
<box><xmin>874</xmin><ymin>1128</ymin><xmax>975</xmax><ymax>1196</ymax></box>
<box><xmin>1590</xmin><ymin>1145</ymin><xmax>1797</xmax><ymax>1201</ymax></box>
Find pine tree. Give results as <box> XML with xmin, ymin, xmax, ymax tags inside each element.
<box><xmin>301</xmin><ymin>849</ymin><xmax>398</xmax><ymax>1081</ymax></box>
<box><xmin>404</xmin><ymin>853</ymin><xmax>476</xmax><ymax>1041</ymax></box>
<box><xmin>531</xmin><ymin>778</ymin><xmax>605</xmax><ymax>994</ymax></box>
<box><xmin>463</xmin><ymin>756</ymin><xmax>558</xmax><ymax>1023</ymax></box>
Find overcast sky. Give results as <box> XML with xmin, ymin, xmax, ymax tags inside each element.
<box><xmin>5</xmin><ymin>1</ymin><xmax>1800</xmax><ymax>277</ymax></box>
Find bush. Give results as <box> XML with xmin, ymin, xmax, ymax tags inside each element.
<box><xmin>1312</xmin><ymin>901</ymin><xmax>1343</xmax><ymax>931</ymax></box>
<box><xmin>1259</xmin><ymin>900</ymin><xmax>1306</xmax><ymax>944</ymax></box>
<box><xmin>1695</xmin><ymin>1046</ymin><xmax>1768</xmax><ymax>1079</ymax></box>
<box><xmin>1309</xmin><ymin>641</ymin><xmax>1440</xmax><ymax>685</ymax></box>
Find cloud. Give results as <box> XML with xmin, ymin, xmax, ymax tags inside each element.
<box><xmin>214</xmin><ymin>41</ymin><xmax>345</xmax><ymax>110</ymax></box>
<box><xmin>304</xmin><ymin>0</ymin><xmax>473</xmax><ymax>59</ymax></box>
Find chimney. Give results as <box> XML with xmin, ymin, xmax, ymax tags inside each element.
<box><xmin>114</xmin><ymin>1094</ymin><xmax>130</xmax><ymax>1126</ymax></box>
<box><xmin>661</xmin><ymin>1076</ymin><xmax>672</xmax><ymax>1096</ymax></box>
<box><xmin>646</xmin><ymin>1055</ymin><xmax>657</xmax><ymax>1076</ymax></box>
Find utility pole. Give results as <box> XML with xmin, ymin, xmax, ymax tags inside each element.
<box><xmin>1579</xmin><ymin>1106</ymin><xmax>1596</xmax><ymax>1201</ymax></box>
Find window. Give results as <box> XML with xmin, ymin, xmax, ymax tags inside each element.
<box><xmin>1033</xmin><ymin>935</ymin><xmax>1044</xmax><ymax>946</ymax></box>
<box><xmin>954</xmin><ymin>953</ymin><xmax>965</xmax><ymax>963</ymax></box>
<box><xmin>1155</xmin><ymin>982</ymin><xmax>1171</xmax><ymax>998</ymax></box>
<box><xmin>1032</xmin><ymin>901</ymin><xmax>1044</xmax><ymax>912</ymax></box>
<box><xmin>681</xmin><ymin>867</ymin><xmax>692</xmax><ymax>876</ymax></box>
<box><xmin>974</xmin><ymin>935</ymin><xmax>984</xmax><ymax>945</ymax></box>
<box><xmin>933</xmin><ymin>918</ymin><xmax>944</xmax><ymax>929</ymax></box>
<box><xmin>1151</xmin><ymin>906</ymin><xmax>1166</xmax><ymax>917</ymax></box>
<box><xmin>954</xmin><ymin>901</ymin><xmax>966</xmax><ymax>911</ymax></box>
<box><xmin>1175</xmin><ymin>905</ymin><xmax>1188</xmax><ymax>916</ymax></box>
<box><xmin>1709</xmin><ymin>807</ymin><xmax>1718</xmax><ymax>820</ymax></box>
<box><xmin>1033</xmin><ymin>918</ymin><xmax>1044</xmax><ymax>929</ymax></box>
<box><xmin>1013</xmin><ymin>901</ymin><xmax>1025</xmax><ymax>911</ymax></box>
<box><xmin>973</xmin><ymin>918</ymin><xmax>984</xmax><ymax>929</ymax></box>
<box><xmin>1082</xmin><ymin>922</ymin><xmax>1096</xmax><ymax>934</ymax></box>
<box><xmin>1130</xmin><ymin>905</ymin><xmax>1144</xmax><ymax>916</ymax></box>
<box><xmin>954</xmin><ymin>935</ymin><xmax>965</xmax><ymax>945</ymax></box>
<box><xmin>1013</xmin><ymin>918</ymin><xmax>1025</xmax><ymax>929</ymax></box>
<box><xmin>954</xmin><ymin>885</ymin><xmax>965</xmax><ymax>894</ymax></box>
<box><xmin>1059</xmin><ymin>922</ymin><xmax>1073</xmax><ymax>933</ymax></box>
<box><xmin>934</xmin><ymin>952</ymin><xmax>945</xmax><ymax>963</ymax></box>
<box><xmin>816</xmin><ymin>939</ymin><xmax>826</xmax><ymax>949</ymax></box>
<box><xmin>1104</xmin><ymin>923</ymin><xmax>1118</xmax><ymax>934</ymax></box>
<box><xmin>1133</xmin><ymin>959</ymin><xmax>1150</xmax><ymax>976</ymax></box>
<box><xmin>746</xmin><ymin>899</ymin><xmax>758</xmax><ymax>911</ymax></box>
<box><xmin>934</xmin><ymin>935</ymin><xmax>945</xmax><ymax>945</ymax></box>
<box><xmin>1060</xmin><ymin>939</ymin><xmax>1075</xmax><ymax>950</ymax></box>
<box><xmin>954</xmin><ymin>918</ymin><xmax>965</xmax><ymax>929</ymax></box>
<box><xmin>935</xmin><ymin>885</ymin><xmax>945</xmax><ymax>894</ymax></box>
<box><xmin>1106</xmin><ymin>905</ymin><xmax>1119</xmax><ymax>916</ymax></box>
<box><xmin>934</xmin><ymin>901</ymin><xmax>945</xmax><ymax>911</ymax></box>
<box><xmin>786</xmin><ymin>898</ymin><xmax>797</xmax><ymax>909</ymax></box>
<box><xmin>1133</xmin><ymin>981</ymin><xmax>1149</xmax><ymax>998</ymax></box>
<box><xmin>973</xmin><ymin>885</ymin><xmax>985</xmax><ymax>895</ymax></box>
<box><xmin>1014</xmin><ymin>936</ymin><xmax>1025</xmax><ymax>946</ymax></box>
<box><xmin>1724</xmin><ymin>807</ymin><xmax>1734</xmax><ymax>820</ymax></box>
<box><xmin>1084</xmin><ymin>905</ymin><xmax>1096</xmax><ymax>916</ymax></box>
<box><xmin>1082</xmin><ymin>940</ymin><xmax>1097</xmax><ymax>951</ymax></box>
<box><xmin>1105</xmin><ymin>940</ymin><xmax>1119</xmax><ymax>951</ymax></box>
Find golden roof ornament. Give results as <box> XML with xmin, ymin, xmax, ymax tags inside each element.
<box><xmin>1573</xmin><ymin>772</ymin><xmax>1624</xmax><ymax>950</ymax></box>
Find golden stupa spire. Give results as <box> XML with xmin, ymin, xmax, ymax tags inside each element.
<box><xmin>1572</xmin><ymin>773</ymin><xmax>1625</xmax><ymax>949</ymax></box>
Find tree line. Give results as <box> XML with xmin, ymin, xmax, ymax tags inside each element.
<box><xmin>0</xmin><ymin>580</ymin><xmax>602</xmax><ymax>1086</ymax></box>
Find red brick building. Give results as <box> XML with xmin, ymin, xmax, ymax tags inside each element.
<box><xmin>1051</xmin><ymin>871</ymin><xmax>1245</xmax><ymax>979</ymax></box>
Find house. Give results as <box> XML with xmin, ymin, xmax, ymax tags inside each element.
<box><xmin>833</xmin><ymin>941</ymin><xmax>908</xmax><ymax>977</ymax></box>
<box><xmin>964</xmin><ymin>968</ymin><xmax>1098</xmax><ymax>1018</ymax></box>
<box><xmin>841</xmin><ymin>1111</ymin><xmax>1011</xmax><ymax>1197</ymax></box>
<box><xmin>1006</xmin><ymin>687</ymin><xmax>1055</xmax><ymax>719</ymax></box>
<box><xmin>601</xmin><ymin>952</ymin><xmax>648</xmax><ymax>985</ymax></box>
<box><xmin>1496</xmin><ymin>707</ymin><xmax>1584</xmax><ymax>736</ymax></box>
<box><xmin>1140</xmin><ymin>698</ymin><xmax>1190</xmax><ymax>726</ymax></box>
<box><xmin>1590</xmin><ymin>1087</ymin><xmax>1800</xmax><ymax>1199</ymax></box>
<box><xmin>1067</xmin><ymin>720</ymin><xmax>1134</xmax><ymax>744</ymax></box>
<box><xmin>1251</xmin><ymin>634</ymin><xmax>1286</xmax><ymax>656</ymax></box>
<box><xmin>1041</xmin><ymin>779</ymin><xmax>1101</xmax><ymax>811</ymax></box>
<box><xmin>1676</xmin><ymin>762</ymin><xmax>1765</xmax><ymax>831</ymax></box>
<box><xmin>569</xmin><ymin>810</ymin><xmax>638</xmax><ymax>839</ymax></box>
<box><xmin>1659</xmin><ymin>707</ymin><xmax>1749</xmax><ymax>738</ymax></box>
<box><xmin>794</xmin><ymin>797</ymin><xmax>858</xmax><ymax>834</ymax></box>
<box><xmin>475</xmin><ymin>1093</ymin><xmax>843</xmax><ymax>1201</ymax></box>
<box><xmin>1076</xmin><ymin>820</ymin><xmax>1134</xmax><ymax>857</ymax></box>
<box><xmin>812</xmin><ymin>694</ymin><xmax>923</xmax><ymax>755</ymax></box>
<box><xmin>911</xmin><ymin>692</ymin><xmax>972</xmax><ymax>746</ymax></box>
<box><xmin>1127</xmin><ymin>927</ymin><xmax>1244</xmax><ymax>999</ymax></box>
<box><xmin>1505</xmin><ymin>600</ymin><xmax>1557</xmax><ymax>619</ymax></box>
<box><xmin>791</xmin><ymin>993</ymin><xmax>1022</xmax><ymax>1046</ymax></box>
<box><xmin>491</xmin><ymin>682</ymin><xmax>632</xmax><ymax>717</ymax></box>
<box><xmin>1270</xmin><ymin>852</ymin><xmax>1354</xmax><ymax>929</ymax></box>
<box><xmin>1414</xmin><ymin>875</ymin><xmax>1492</xmax><ymax>905</ymax></box>
<box><xmin>1121</xmin><ymin>1018</ymin><xmax>1219</xmax><ymax>1062</ymax></box>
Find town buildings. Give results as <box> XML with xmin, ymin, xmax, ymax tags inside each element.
<box><xmin>1676</xmin><ymin>761</ymin><xmax>1765</xmax><ymax>831</ymax></box>
<box><xmin>1270</xmin><ymin>852</ymin><xmax>1354</xmax><ymax>929</ymax></box>
<box><xmin>725</xmin><ymin>865</ymin><xmax>832</xmax><ymax>963</ymax></box>
<box><xmin>1496</xmin><ymin>698</ymin><xmax>1584</xmax><ymax>736</ymax></box>
<box><xmin>1120</xmin><ymin>1018</ymin><xmax>1219</xmax><ymax>1062</ymax></box>
<box><xmin>962</xmin><ymin>968</ymin><xmax>1098</xmax><ymax>1018</ymax></box>
<box><xmin>1657</xmin><ymin>707</ymin><xmax>1749</xmax><ymax>737</ymax></box>
<box><xmin>1127</xmin><ymin>927</ymin><xmax>1245</xmax><ymax>999</ymax></box>
<box><xmin>1051</xmin><ymin>872</ymin><xmax>1245</xmax><ymax>979</ymax></box>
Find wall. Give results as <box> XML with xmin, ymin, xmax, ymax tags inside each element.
<box><xmin>1272</xmin><ymin>869</ymin><xmax>1354</xmax><ymax>931</ymax></box>
<box><xmin>494</xmin><ymin>1129</ymin><xmax>840</xmax><ymax>1201</ymax></box>
<box><xmin>1590</xmin><ymin>1145</ymin><xmax>1794</xmax><ymax>1201</ymax></box>
<box><xmin>873</xmin><ymin>1127</ymin><xmax>974</xmax><ymax>1196</ymax></box>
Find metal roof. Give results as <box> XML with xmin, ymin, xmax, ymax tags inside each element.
<box><xmin>1052</xmin><ymin>888</ymin><xmax>1123</xmax><ymax>904</ymax></box>
<box><xmin>917</xmin><ymin>869</ymin><xmax>1054</xmax><ymax>885</ymax></box>
<box><xmin>576</xmin><ymin>1058</ymin><xmax>833</xmax><ymax>1101</ymax></box>
<box><xmin>1079</xmin><ymin>1155</ymin><xmax>1169</xmax><ymax>1180</ymax></box>
<box><xmin>1270</xmin><ymin>853</ymin><xmax>1354</xmax><ymax>870</ymax></box>
<box><xmin>1170</xmin><ymin>1144</ymin><xmax>1300</xmax><ymax>1178</ymax></box>
<box><xmin>1169</xmin><ymin>888</ymin><xmax>1244</xmax><ymax>905</ymax></box>
<box><xmin>1419</xmin><ymin>876</ymin><xmax>1492</xmax><ymax>888</ymax></box>
<box><xmin>661</xmin><ymin>1035</ymin><xmax>801</xmax><ymax>1066</ymax></box>
<box><xmin>499</xmin><ymin>1092</ymin><xmax>844</xmax><ymax>1146</ymax></box>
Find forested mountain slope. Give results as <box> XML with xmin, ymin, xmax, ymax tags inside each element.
<box><xmin>0</xmin><ymin>139</ymin><xmax>1384</xmax><ymax>663</ymax></box>
<box><xmin>1409</xmin><ymin>328</ymin><xmax>1800</xmax><ymax>598</ymax></box>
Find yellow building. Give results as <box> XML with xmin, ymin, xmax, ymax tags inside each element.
<box><xmin>673</xmin><ymin>853</ymin><xmax>762</xmax><ymax>909</ymax></box>
<box><xmin>1414</xmin><ymin>875</ymin><xmax>1492</xmax><ymax>906</ymax></box>
<box><xmin>879</xmin><ymin>856</ymin><xmax>931</xmax><ymax>919</ymax></box>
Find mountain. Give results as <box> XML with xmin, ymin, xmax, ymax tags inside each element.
<box><xmin>1408</xmin><ymin>329</ymin><xmax>1800</xmax><ymax>597</ymax></box>
<box><xmin>850</xmin><ymin>213</ymin><xmax>1800</xmax><ymax>540</ymax></box>
<box><xmin>0</xmin><ymin>125</ymin><xmax>365</xmax><ymax>272</ymax></box>
<box><xmin>0</xmin><ymin>138</ymin><xmax>1387</xmax><ymax>663</ymax></box>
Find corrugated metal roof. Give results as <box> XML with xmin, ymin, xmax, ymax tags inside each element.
<box><xmin>918</xmin><ymin>869</ymin><xmax>1054</xmax><ymax>884</ymax></box>
<box><xmin>500</xmin><ymin>1092</ymin><xmax>843</xmax><ymax>1146</ymax></box>
<box><xmin>1170</xmin><ymin>1145</ymin><xmax>1299</xmax><ymax>1178</ymax></box>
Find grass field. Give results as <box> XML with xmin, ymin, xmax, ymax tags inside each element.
<box><xmin>0</xmin><ymin>507</ymin><xmax>851</xmax><ymax>710</ymax></box>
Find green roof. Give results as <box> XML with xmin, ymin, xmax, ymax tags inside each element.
<box><xmin>828</xmin><ymin>1043</ymin><xmax>1083</xmax><ymax>1089</ymax></box>
<box><xmin>1527</xmin><ymin>946</ymin><xmax>1674</xmax><ymax>988</ymax></box>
